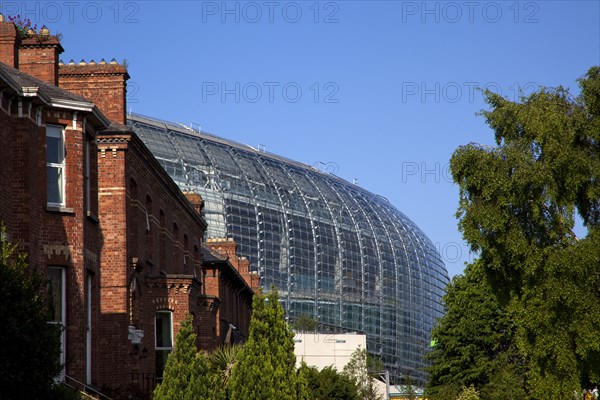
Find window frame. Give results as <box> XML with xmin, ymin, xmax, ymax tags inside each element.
<box><xmin>46</xmin><ymin>125</ymin><xmax>66</xmax><ymax>207</ymax></box>
<box><xmin>155</xmin><ymin>311</ymin><xmax>173</xmax><ymax>380</ymax></box>
<box><xmin>47</xmin><ymin>267</ymin><xmax>66</xmax><ymax>381</ymax></box>
<box><xmin>84</xmin><ymin>134</ymin><xmax>91</xmax><ymax>213</ymax></box>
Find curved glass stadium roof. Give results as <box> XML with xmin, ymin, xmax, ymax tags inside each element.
<box><xmin>128</xmin><ymin>113</ymin><xmax>449</xmax><ymax>385</ymax></box>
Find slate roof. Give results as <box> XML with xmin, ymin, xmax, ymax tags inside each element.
<box><xmin>201</xmin><ymin>243</ymin><xmax>229</xmax><ymax>263</ymax></box>
<box><xmin>0</xmin><ymin>61</ymin><xmax>91</xmax><ymax>104</ymax></box>
<box><xmin>0</xmin><ymin>61</ymin><xmax>110</xmax><ymax>126</ymax></box>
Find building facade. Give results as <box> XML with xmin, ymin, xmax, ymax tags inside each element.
<box><xmin>0</xmin><ymin>19</ymin><xmax>108</xmax><ymax>388</ymax></box>
<box><xmin>129</xmin><ymin>113</ymin><xmax>450</xmax><ymax>386</ymax></box>
<box><xmin>0</xmin><ymin>17</ymin><xmax>255</xmax><ymax>400</ymax></box>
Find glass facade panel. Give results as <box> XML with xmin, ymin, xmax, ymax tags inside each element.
<box><xmin>129</xmin><ymin>114</ymin><xmax>450</xmax><ymax>386</ymax></box>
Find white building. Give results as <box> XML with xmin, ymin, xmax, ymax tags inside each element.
<box><xmin>293</xmin><ymin>332</ymin><xmax>366</xmax><ymax>371</ymax></box>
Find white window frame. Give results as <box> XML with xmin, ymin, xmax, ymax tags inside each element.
<box><xmin>46</xmin><ymin>125</ymin><xmax>66</xmax><ymax>207</ymax></box>
<box><xmin>155</xmin><ymin>311</ymin><xmax>173</xmax><ymax>379</ymax></box>
<box><xmin>48</xmin><ymin>267</ymin><xmax>66</xmax><ymax>381</ymax></box>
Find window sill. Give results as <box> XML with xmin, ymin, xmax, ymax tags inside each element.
<box><xmin>86</xmin><ymin>211</ymin><xmax>99</xmax><ymax>224</ymax></box>
<box><xmin>47</xmin><ymin>205</ymin><xmax>74</xmax><ymax>214</ymax></box>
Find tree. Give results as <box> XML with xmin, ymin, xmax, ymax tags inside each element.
<box><xmin>153</xmin><ymin>315</ymin><xmax>214</xmax><ymax>400</ymax></box>
<box><xmin>402</xmin><ymin>375</ymin><xmax>418</xmax><ymax>400</ymax></box>
<box><xmin>343</xmin><ymin>346</ymin><xmax>383</xmax><ymax>400</ymax></box>
<box><xmin>228</xmin><ymin>288</ymin><xmax>304</xmax><ymax>399</ymax></box>
<box><xmin>426</xmin><ymin>261</ymin><xmax>525</xmax><ymax>400</ymax></box>
<box><xmin>449</xmin><ymin>66</ymin><xmax>600</xmax><ymax>398</ymax></box>
<box><xmin>300</xmin><ymin>363</ymin><xmax>359</xmax><ymax>400</ymax></box>
<box><xmin>210</xmin><ymin>344</ymin><xmax>242</xmax><ymax>385</ymax></box>
<box><xmin>0</xmin><ymin>228</ymin><xmax>62</xmax><ymax>399</ymax></box>
<box><xmin>456</xmin><ymin>385</ymin><xmax>481</xmax><ymax>400</ymax></box>
<box><xmin>209</xmin><ymin>344</ymin><xmax>242</xmax><ymax>399</ymax></box>
<box><xmin>292</xmin><ymin>314</ymin><xmax>318</xmax><ymax>333</ymax></box>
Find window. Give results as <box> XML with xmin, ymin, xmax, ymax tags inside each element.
<box><xmin>47</xmin><ymin>267</ymin><xmax>66</xmax><ymax>380</ymax></box>
<box><xmin>155</xmin><ymin>311</ymin><xmax>173</xmax><ymax>380</ymax></box>
<box><xmin>84</xmin><ymin>136</ymin><xmax>91</xmax><ymax>213</ymax></box>
<box><xmin>46</xmin><ymin>125</ymin><xmax>65</xmax><ymax>206</ymax></box>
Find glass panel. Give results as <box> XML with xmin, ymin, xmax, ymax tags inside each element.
<box><xmin>131</xmin><ymin>114</ymin><xmax>451</xmax><ymax>386</ymax></box>
<box><xmin>155</xmin><ymin>312</ymin><xmax>172</xmax><ymax>348</ymax></box>
<box><xmin>47</xmin><ymin>166</ymin><xmax>63</xmax><ymax>205</ymax></box>
<box><xmin>47</xmin><ymin>268</ymin><xmax>63</xmax><ymax>323</ymax></box>
<box><xmin>46</xmin><ymin>126</ymin><xmax>63</xmax><ymax>164</ymax></box>
<box><xmin>155</xmin><ymin>350</ymin><xmax>170</xmax><ymax>380</ymax></box>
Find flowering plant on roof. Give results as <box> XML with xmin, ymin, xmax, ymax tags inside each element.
<box><xmin>7</xmin><ymin>15</ymin><xmax>37</xmax><ymax>38</ymax></box>
<box><xmin>7</xmin><ymin>14</ymin><xmax>62</xmax><ymax>42</ymax></box>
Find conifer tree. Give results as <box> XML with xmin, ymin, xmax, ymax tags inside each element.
<box><xmin>229</xmin><ymin>288</ymin><xmax>303</xmax><ymax>399</ymax></box>
<box><xmin>153</xmin><ymin>315</ymin><xmax>213</xmax><ymax>400</ymax></box>
<box><xmin>0</xmin><ymin>228</ymin><xmax>62</xmax><ymax>399</ymax></box>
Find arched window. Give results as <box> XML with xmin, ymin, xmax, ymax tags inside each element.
<box><xmin>159</xmin><ymin>210</ymin><xmax>165</xmax><ymax>269</ymax></box>
<box><xmin>129</xmin><ymin>179</ymin><xmax>138</xmax><ymax>250</ymax></box>
<box><xmin>145</xmin><ymin>195</ymin><xmax>153</xmax><ymax>261</ymax></box>
<box><xmin>173</xmin><ymin>223</ymin><xmax>179</xmax><ymax>272</ymax></box>
<box><xmin>183</xmin><ymin>234</ymin><xmax>189</xmax><ymax>273</ymax></box>
<box><xmin>193</xmin><ymin>244</ymin><xmax>200</xmax><ymax>277</ymax></box>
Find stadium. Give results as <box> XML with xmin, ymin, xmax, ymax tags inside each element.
<box><xmin>128</xmin><ymin>113</ymin><xmax>450</xmax><ymax>385</ymax></box>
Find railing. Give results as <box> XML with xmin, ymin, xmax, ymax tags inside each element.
<box><xmin>64</xmin><ymin>374</ymin><xmax>115</xmax><ymax>400</ymax></box>
<box><xmin>130</xmin><ymin>372</ymin><xmax>157</xmax><ymax>400</ymax></box>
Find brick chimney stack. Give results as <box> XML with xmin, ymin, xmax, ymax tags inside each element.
<box><xmin>0</xmin><ymin>15</ymin><xmax>64</xmax><ymax>85</ymax></box>
<box><xmin>0</xmin><ymin>14</ymin><xmax>19</xmax><ymax>67</ymax></box>
<box><xmin>19</xmin><ymin>27</ymin><xmax>64</xmax><ymax>85</ymax></box>
<box><xmin>59</xmin><ymin>59</ymin><xmax>130</xmax><ymax>124</ymax></box>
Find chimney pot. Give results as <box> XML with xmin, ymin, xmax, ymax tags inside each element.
<box><xmin>109</xmin><ymin>58</ymin><xmax>118</xmax><ymax>65</ymax></box>
<box><xmin>39</xmin><ymin>26</ymin><xmax>50</xmax><ymax>39</ymax></box>
<box><xmin>99</xmin><ymin>58</ymin><xmax>107</xmax><ymax>64</ymax></box>
<box><xmin>79</xmin><ymin>59</ymin><xmax>86</xmax><ymax>65</ymax></box>
<box><xmin>0</xmin><ymin>14</ymin><xmax>5</xmax><ymax>22</ymax></box>
<box><xmin>68</xmin><ymin>59</ymin><xmax>75</xmax><ymax>65</ymax></box>
<box><xmin>89</xmin><ymin>59</ymin><xmax>96</xmax><ymax>65</ymax></box>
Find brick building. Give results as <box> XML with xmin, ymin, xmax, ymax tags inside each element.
<box><xmin>200</xmin><ymin>238</ymin><xmax>259</xmax><ymax>351</ymax></box>
<box><xmin>0</xmin><ymin>18</ymin><xmax>107</xmax><ymax>388</ymax></box>
<box><xmin>0</xmin><ymin>16</ymin><xmax>255</xmax><ymax>399</ymax></box>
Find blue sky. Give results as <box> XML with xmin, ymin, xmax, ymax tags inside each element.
<box><xmin>4</xmin><ymin>0</ymin><xmax>598</xmax><ymax>277</ymax></box>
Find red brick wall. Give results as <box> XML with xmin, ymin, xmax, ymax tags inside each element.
<box><xmin>0</xmin><ymin>21</ymin><xmax>18</xmax><ymax>67</ymax></box>
<box><xmin>0</xmin><ymin>87</ymin><xmax>102</xmax><ymax>386</ymax></box>
<box><xmin>202</xmin><ymin>238</ymin><xmax>256</xmax><ymax>350</ymax></box>
<box><xmin>59</xmin><ymin>61</ymin><xmax>129</xmax><ymax>124</ymax></box>
<box><xmin>19</xmin><ymin>39</ymin><xmax>62</xmax><ymax>85</ymax></box>
<box><xmin>96</xmin><ymin>129</ymin><xmax>206</xmax><ymax>398</ymax></box>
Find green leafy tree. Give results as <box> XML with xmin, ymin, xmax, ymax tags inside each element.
<box><xmin>402</xmin><ymin>375</ymin><xmax>418</xmax><ymax>400</ymax></box>
<box><xmin>426</xmin><ymin>262</ymin><xmax>525</xmax><ymax>400</ymax></box>
<box><xmin>0</xmin><ymin>228</ymin><xmax>62</xmax><ymax>399</ymax></box>
<box><xmin>450</xmin><ymin>66</ymin><xmax>600</xmax><ymax>399</ymax></box>
<box><xmin>153</xmin><ymin>315</ymin><xmax>213</xmax><ymax>400</ymax></box>
<box><xmin>343</xmin><ymin>347</ymin><xmax>383</xmax><ymax>400</ymax></box>
<box><xmin>293</xmin><ymin>314</ymin><xmax>318</xmax><ymax>333</ymax></box>
<box><xmin>229</xmin><ymin>288</ymin><xmax>304</xmax><ymax>400</ymax></box>
<box><xmin>456</xmin><ymin>385</ymin><xmax>481</xmax><ymax>400</ymax></box>
<box><xmin>480</xmin><ymin>355</ymin><xmax>527</xmax><ymax>400</ymax></box>
<box><xmin>300</xmin><ymin>363</ymin><xmax>359</xmax><ymax>400</ymax></box>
